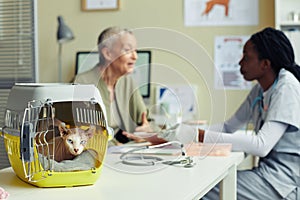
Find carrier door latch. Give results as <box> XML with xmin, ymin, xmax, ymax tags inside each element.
<box><xmin>20</xmin><ymin>122</ymin><xmax>35</xmax><ymax>162</ymax></box>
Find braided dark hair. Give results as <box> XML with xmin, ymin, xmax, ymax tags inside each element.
<box><xmin>250</xmin><ymin>27</ymin><xmax>300</xmax><ymax>81</ymax></box>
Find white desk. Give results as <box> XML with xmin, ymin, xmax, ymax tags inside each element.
<box><xmin>0</xmin><ymin>152</ymin><xmax>244</xmax><ymax>200</ymax></box>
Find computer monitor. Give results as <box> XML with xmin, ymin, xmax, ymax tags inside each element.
<box><xmin>75</xmin><ymin>50</ymin><xmax>151</xmax><ymax>98</ymax></box>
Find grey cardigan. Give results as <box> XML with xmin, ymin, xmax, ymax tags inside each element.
<box><xmin>74</xmin><ymin>66</ymin><xmax>147</xmax><ymax>133</ymax></box>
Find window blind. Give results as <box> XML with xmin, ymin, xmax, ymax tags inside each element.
<box><xmin>0</xmin><ymin>0</ymin><xmax>37</xmax><ymax>169</ymax></box>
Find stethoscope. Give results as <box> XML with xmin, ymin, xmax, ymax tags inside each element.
<box><xmin>251</xmin><ymin>78</ymin><xmax>278</xmax><ymax>111</ymax></box>
<box><xmin>120</xmin><ymin>141</ymin><xmax>196</xmax><ymax>168</ymax></box>
<box><xmin>248</xmin><ymin>78</ymin><xmax>278</xmax><ymax>131</ymax></box>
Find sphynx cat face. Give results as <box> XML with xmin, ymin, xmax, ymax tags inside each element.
<box><xmin>58</xmin><ymin>123</ymin><xmax>96</xmax><ymax>156</ymax></box>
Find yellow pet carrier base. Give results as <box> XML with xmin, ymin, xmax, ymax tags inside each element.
<box><xmin>3</xmin><ymin>133</ymin><xmax>105</xmax><ymax>188</ymax></box>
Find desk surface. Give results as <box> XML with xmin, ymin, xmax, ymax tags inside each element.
<box><xmin>0</xmin><ymin>152</ymin><xmax>244</xmax><ymax>200</ymax></box>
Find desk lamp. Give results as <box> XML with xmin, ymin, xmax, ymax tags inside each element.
<box><xmin>57</xmin><ymin>15</ymin><xmax>74</xmax><ymax>82</ymax></box>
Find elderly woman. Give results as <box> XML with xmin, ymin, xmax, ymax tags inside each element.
<box><xmin>74</xmin><ymin>27</ymin><xmax>147</xmax><ymax>144</ymax></box>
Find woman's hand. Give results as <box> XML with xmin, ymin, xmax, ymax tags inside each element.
<box><xmin>121</xmin><ymin>112</ymin><xmax>150</xmax><ymax>143</ymax></box>
<box><xmin>135</xmin><ymin>112</ymin><xmax>153</xmax><ymax>132</ymax></box>
<box><xmin>122</xmin><ymin>112</ymin><xmax>167</xmax><ymax>145</ymax></box>
<box><xmin>122</xmin><ymin>131</ymin><xmax>147</xmax><ymax>143</ymax></box>
<box><xmin>122</xmin><ymin>131</ymin><xmax>166</xmax><ymax>145</ymax></box>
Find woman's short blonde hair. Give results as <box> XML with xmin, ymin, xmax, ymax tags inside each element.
<box><xmin>97</xmin><ymin>27</ymin><xmax>133</xmax><ymax>65</ymax></box>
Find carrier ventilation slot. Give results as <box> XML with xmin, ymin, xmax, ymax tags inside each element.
<box><xmin>5</xmin><ymin>109</ymin><xmax>22</xmax><ymax>130</ymax></box>
<box><xmin>75</xmin><ymin>108</ymin><xmax>106</xmax><ymax>127</ymax></box>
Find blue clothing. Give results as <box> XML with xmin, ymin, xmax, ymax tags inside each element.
<box><xmin>204</xmin><ymin>69</ymin><xmax>300</xmax><ymax>199</ymax></box>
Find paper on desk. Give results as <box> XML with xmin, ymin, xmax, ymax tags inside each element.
<box><xmin>184</xmin><ymin>143</ymin><xmax>232</xmax><ymax>157</ymax></box>
<box><xmin>107</xmin><ymin>145</ymin><xmax>182</xmax><ymax>155</ymax></box>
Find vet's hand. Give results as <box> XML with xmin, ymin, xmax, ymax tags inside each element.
<box><xmin>198</xmin><ymin>129</ymin><xmax>205</xmax><ymax>143</ymax></box>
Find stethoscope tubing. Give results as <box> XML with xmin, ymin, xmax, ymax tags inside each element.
<box><xmin>119</xmin><ymin>141</ymin><xmax>194</xmax><ymax>167</ymax></box>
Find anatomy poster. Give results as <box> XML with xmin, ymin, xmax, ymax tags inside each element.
<box><xmin>214</xmin><ymin>36</ymin><xmax>252</xmax><ymax>90</ymax></box>
<box><xmin>184</xmin><ymin>0</ymin><xmax>258</xmax><ymax>26</ymax></box>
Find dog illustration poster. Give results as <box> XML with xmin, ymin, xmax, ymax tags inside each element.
<box><xmin>214</xmin><ymin>35</ymin><xmax>252</xmax><ymax>90</ymax></box>
<box><xmin>184</xmin><ymin>0</ymin><xmax>258</xmax><ymax>26</ymax></box>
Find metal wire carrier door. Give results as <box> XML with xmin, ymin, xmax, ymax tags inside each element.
<box><xmin>15</xmin><ymin>99</ymin><xmax>109</xmax><ymax>183</ymax></box>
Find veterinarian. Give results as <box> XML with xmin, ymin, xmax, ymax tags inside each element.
<box><xmin>199</xmin><ymin>27</ymin><xmax>300</xmax><ymax>200</ymax></box>
<box><xmin>124</xmin><ymin>27</ymin><xmax>300</xmax><ymax>199</ymax></box>
<box><xmin>74</xmin><ymin>27</ymin><xmax>148</xmax><ymax>144</ymax></box>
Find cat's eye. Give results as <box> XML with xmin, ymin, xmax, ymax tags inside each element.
<box><xmin>81</xmin><ymin>140</ymin><xmax>86</xmax><ymax>145</ymax></box>
<box><xmin>67</xmin><ymin>139</ymin><xmax>73</xmax><ymax>144</ymax></box>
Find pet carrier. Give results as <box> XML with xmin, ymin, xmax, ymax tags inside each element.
<box><xmin>0</xmin><ymin>83</ymin><xmax>113</xmax><ymax>187</ymax></box>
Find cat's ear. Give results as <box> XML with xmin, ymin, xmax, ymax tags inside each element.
<box><xmin>58</xmin><ymin>122</ymin><xmax>68</xmax><ymax>137</ymax></box>
<box><xmin>86</xmin><ymin>125</ymin><xmax>96</xmax><ymax>139</ymax></box>
<box><xmin>54</xmin><ymin>118</ymin><xmax>63</xmax><ymax>126</ymax></box>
